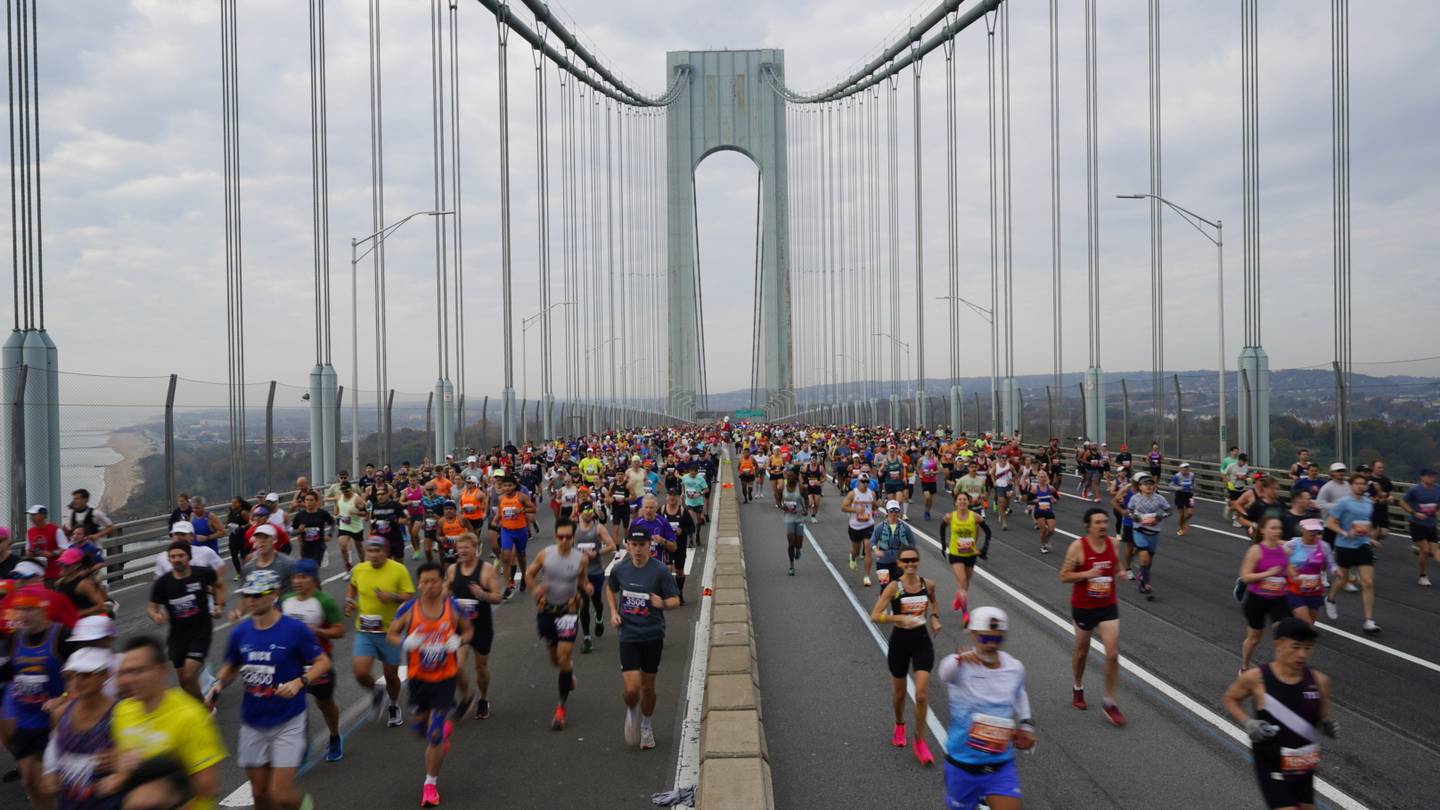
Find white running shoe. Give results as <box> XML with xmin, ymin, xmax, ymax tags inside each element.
<box><xmin>1420</xmin><ymin>575</ymin><xmax>1432</xmax><ymax>587</ymax></box>
<box><xmin>1324</xmin><ymin>599</ymin><xmax>1338</xmax><ymax>620</ymax></box>
<box><xmin>640</xmin><ymin>723</ymin><xmax>656</xmax><ymax>750</ymax></box>
<box><xmin>1362</xmin><ymin>618</ymin><xmax>1381</xmax><ymax>634</ymax></box>
<box><xmin>1343</xmin><ymin>582</ymin><xmax>1359</xmax><ymax>593</ymax></box>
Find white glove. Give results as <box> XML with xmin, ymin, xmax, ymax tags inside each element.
<box><xmin>1244</xmin><ymin>718</ymin><xmax>1279</xmax><ymax>742</ymax></box>
<box><xmin>444</xmin><ymin>634</ymin><xmax>462</xmax><ymax>653</ymax></box>
<box><xmin>402</xmin><ymin>633</ymin><xmax>424</xmax><ymax>652</ymax></box>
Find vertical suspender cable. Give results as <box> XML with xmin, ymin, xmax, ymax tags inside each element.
<box><xmin>1049</xmin><ymin>0</ymin><xmax>1062</xmax><ymax>428</ymax></box>
<box><xmin>985</xmin><ymin>11</ymin><xmax>999</xmax><ymax>433</ymax></box>
<box><xmin>225</xmin><ymin>0</ymin><xmax>246</xmax><ymax>491</ymax></box>
<box><xmin>1085</xmin><ymin>0</ymin><xmax>1100</xmax><ymax>371</ymax></box>
<box><xmin>1001</xmin><ymin>1</ymin><xmax>1015</xmax><ymax>431</ymax></box>
<box><xmin>449</xmin><ymin>0</ymin><xmax>466</xmax><ymax>448</ymax></box>
<box><xmin>911</xmin><ymin>43</ymin><xmax>925</xmax><ymax>419</ymax></box>
<box><xmin>1331</xmin><ymin>0</ymin><xmax>1351</xmax><ymax>461</ymax></box>
<box><xmin>430</xmin><ymin>0</ymin><xmax>446</xmax><ymax>387</ymax></box>
<box><xmin>7</xmin><ymin>0</ymin><xmax>22</xmax><ymax>331</ymax></box>
<box><xmin>532</xmin><ymin>28</ymin><xmax>552</xmax><ymax>433</ymax></box>
<box><xmin>16</xmin><ymin>0</ymin><xmax>32</xmax><ymax>329</ymax></box>
<box><xmin>367</xmin><ymin>0</ymin><xmax>388</xmax><ymax>462</ymax></box>
<box><xmin>888</xmin><ymin>71</ymin><xmax>900</xmax><ymax>403</ymax></box>
<box><xmin>944</xmin><ymin>22</ymin><xmax>958</xmax><ymax>413</ymax></box>
<box><xmin>825</xmin><ymin>103</ymin><xmax>836</xmax><ymax>406</ymax></box>
<box><xmin>1148</xmin><ymin>0</ymin><xmax>1164</xmax><ymax>446</ymax></box>
<box><xmin>495</xmin><ymin>2</ymin><xmax>516</xmax><ymax>444</ymax></box>
<box><xmin>26</xmin><ymin>0</ymin><xmax>39</xmax><ymax>329</ymax></box>
<box><xmin>604</xmin><ymin>100</ymin><xmax>616</xmax><ymax>408</ymax></box>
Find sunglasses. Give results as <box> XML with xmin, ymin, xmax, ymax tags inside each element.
<box><xmin>977</xmin><ymin>634</ymin><xmax>1005</xmax><ymax>644</ymax></box>
<box><xmin>898</xmin><ymin>558</ymin><xmax>920</xmax><ymax>565</ymax></box>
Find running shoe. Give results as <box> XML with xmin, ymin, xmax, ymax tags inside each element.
<box><xmin>640</xmin><ymin>723</ymin><xmax>656</xmax><ymax>750</ymax></box>
<box><xmin>371</xmin><ymin>683</ymin><xmax>388</xmax><ymax>722</ymax></box>
<box><xmin>624</xmin><ymin>708</ymin><xmax>639</xmax><ymax>746</ymax></box>
<box><xmin>863</xmin><ymin>576</ymin><xmax>872</xmax><ymax>587</ymax></box>
<box><xmin>581</xmin><ymin>636</ymin><xmax>593</xmax><ymax>654</ymax></box>
<box><xmin>1324</xmin><ymin>599</ymin><xmax>1338</xmax><ymax>620</ymax></box>
<box><xmin>1363</xmin><ymin>619</ymin><xmax>1381</xmax><ymax>634</ymax></box>
<box><xmin>420</xmin><ymin>784</ymin><xmax>441</xmax><ymax>807</ymax></box>
<box><xmin>1122</xmin><ymin>570</ymin><xmax>1135</xmax><ymax>581</ymax></box>
<box><xmin>412</xmin><ymin>549</ymin><xmax>423</xmax><ymax>561</ymax></box>
<box><xmin>849</xmin><ymin>556</ymin><xmax>857</xmax><ymax>571</ymax></box>
<box><xmin>1343</xmin><ymin>582</ymin><xmax>1359</xmax><ymax>593</ymax></box>
<box><xmin>923</xmin><ymin>511</ymin><xmax>931</xmax><ymax>521</ymax></box>
<box><xmin>594</xmin><ymin>621</ymin><xmax>604</xmax><ymax>638</ymax></box>
<box><xmin>324</xmin><ymin>736</ymin><xmax>344</xmax><ymax>762</ymax></box>
<box><xmin>1072</xmin><ymin>687</ymin><xmax>1087</xmax><ymax>710</ymax></box>
<box><xmin>1102</xmin><ymin>701</ymin><xmax>1127</xmax><ymax>727</ymax></box>
<box><xmin>1420</xmin><ymin>575</ymin><xmax>1432</xmax><ymax>587</ymax></box>
<box><xmin>788</xmin><ymin>566</ymin><xmax>795</xmax><ymax>576</ymax></box>
<box><xmin>551</xmin><ymin>704</ymin><xmax>567</xmax><ymax>731</ymax></box>
<box><xmin>914</xmin><ymin>737</ymin><xmax>934</xmax><ymax>765</ymax></box>
<box><xmin>474</xmin><ymin>699</ymin><xmax>491</xmax><ymax>720</ymax></box>
<box><xmin>1040</xmin><ymin>544</ymin><xmax>1050</xmax><ymax>555</ymax></box>
<box><xmin>502</xmin><ymin>585</ymin><xmax>516</xmax><ymax>601</ymax></box>
<box><xmin>452</xmin><ymin>695</ymin><xmax>473</xmax><ymax>721</ymax></box>
<box><xmin>387</xmin><ymin>705</ymin><xmax>404</xmax><ymax>728</ymax></box>
<box><xmin>891</xmin><ymin>723</ymin><xmax>907</xmax><ymax>747</ymax></box>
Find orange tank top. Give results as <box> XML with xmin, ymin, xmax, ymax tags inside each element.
<box><xmin>440</xmin><ymin>516</ymin><xmax>466</xmax><ymax>538</ymax></box>
<box><xmin>406</xmin><ymin>598</ymin><xmax>459</xmax><ymax>682</ymax></box>
<box><xmin>459</xmin><ymin>489</ymin><xmax>485</xmax><ymax>519</ymax></box>
<box><xmin>499</xmin><ymin>493</ymin><xmax>527</xmax><ymax>530</ymax></box>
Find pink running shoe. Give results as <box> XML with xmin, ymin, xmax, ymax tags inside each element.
<box><xmin>952</xmin><ymin>592</ymin><xmax>963</xmax><ymax>611</ymax></box>
<box><xmin>914</xmin><ymin>737</ymin><xmax>934</xmax><ymax>765</ymax></box>
<box><xmin>421</xmin><ymin>783</ymin><xmax>441</xmax><ymax>807</ymax></box>
<box><xmin>891</xmin><ymin>723</ymin><xmax>907</xmax><ymax>748</ymax></box>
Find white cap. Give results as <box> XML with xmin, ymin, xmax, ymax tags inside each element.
<box><xmin>466</xmin><ymin>475</ymin><xmax>480</xmax><ymax>484</ymax></box>
<box><xmin>24</xmin><ymin>504</ymin><xmax>46</xmax><ymax>515</ymax></box>
<box><xmin>63</xmin><ymin>647</ymin><xmax>114</xmax><ymax>674</ymax></box>
<box><xmin>885</xmin><ymin>499</ymin><xmax>902</xmax><ymax>512</ymax></box>
<box><xmin>71</xmin><ymin>615</ymin><xmax>116</xmax><ymax>642</ymax></box>
<box><xmin>265</xmin><ymin>492</ymin><xmax>280</xmax><ymax>502</ymax></box>
<box><xmin>170</xmin><ymin>520</ymin><xmax>195</xmax><ymax>535</ymax></box>
<box><xmin>466</xmin><ymin>455</ymin><xmax>479</xmax><ymax>463</ymax></box>
<box><xmin>967</xmin><ymin>606</ymin><xmax>1009</xmax><ymax>632</ymax></box>
<box><xmin>1178</xmin><ymin>462</ymin><xmax>1190</xmax><ymax>468</ymax></box>
<box><xmin>253</xmin><ymin>523</ymin><xmax>278</xmax><ymax>538</ymax></box>
<box><xmin>1329</xmin><ymin>462</ymin><xmax>1347</xmax><ymax>472</ymax></box>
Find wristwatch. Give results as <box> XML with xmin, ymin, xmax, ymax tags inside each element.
<box><xmin>300</xmin><ymin>674</ymin><xmax>310</xmax><ymax>687</ymax></box>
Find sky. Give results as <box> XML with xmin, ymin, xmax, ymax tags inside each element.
<box><xmin>10</xmin><ymin>0</ymin><xmax>1440</xmax><ymax>409</ymax></box>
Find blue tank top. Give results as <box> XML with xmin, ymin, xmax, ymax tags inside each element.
<box><xmin>3</xmin><ymin>624</ymin><xmax>65</xmax><ymax>729</ymax></box>
<box><xmin>191</xmin><ymin>514</ymin><xmax>217</xmax><ymax>551</ymax></box>
<box><xmin>53</xmin><ymin>700</ymin><xmax>123</xmax><ymax>810</ymax></box>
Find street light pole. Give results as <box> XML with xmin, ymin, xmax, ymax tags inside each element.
<box><xmin>1117</xmin><ymin>193</ymin><xmax>1225</xmax><ymax>460</ymax></box>
<box><xmin>350</xmin><ymin>209</ymin><xmax>453</xmax><ymax>476</ymax></box>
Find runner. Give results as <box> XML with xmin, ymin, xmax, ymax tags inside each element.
<box><xmin>280</xmin><ymin>558</ymin><xmax>346</xmax><ymax>762</ymax></box>
<box><xmin>387</xmin><ymin>562</ymin><xmax>472</xmax><ymax>807</ymax></box>
<box><xmin>606</xmin><ymin>528</ymin><xmax>681</xmax><ymax>751</ymax></box>
<box><xmin>3</xmin><ymin>587</ymin><xmax>68</xmax><ymax>808</ymax></box>
<box><xmin>446</xmin><ymin>533</ymin><xmax>501</xmax><ymax>720</ymax></box>
<box><xmin>937</xmin><ymin>606</ymin><xmax>1036</xmax><ymax>810</ymax></box>
<box><xmin>39</xmin><ymin>646</ymin><xmax>118</xmax><ymax>810</ymax></box>
<box><xmin>801</xmin><ymin>456</ymin><xmax>826</xmax><ymax>523</ymax></box>
<box><xmin>1398</xmin><ymin>467</ymin><xmax>1440</xmax><ymax>586</ymax></box>
<box><xmin>1222</xmin><ymin>617</ymin><xmax>1336</xmax><ymax>810</ymax></box>
<box><xmin>111</xmin><ymin>636</ymin><xmax>226</xmax><ymax>809</ymax></box>
<box><xmin>992</xmin><ymin>454</ymin><xmax>1015</xmax><ymax>532</ymax></box>
<box><xmin>206</xmin><ymin>569</ymin><xmax>329</xmax><ymax>810</ymax></box>
<box><xmin>737</xmin><ymin>449</ymin><xmax>758</xmax><ymax>503</ymax></box>
<box><xmin>1238</xmin><ymin>515</ymin><xmax>1295</xmax><ymax>672</ymax></box>
<box><xmin>660</xmin><ymin>490</ymin><xmax>697</xmax><ymax>600</ymax></box>
<box><xmin>345</xmin><ymin>537</ymin><xmax>415</xmax><ymax>728</ymax></box>
<box><xmin>841</xmin><ymin>472</ymin><xmax>878</xmax><ymax>581</ymax></box>
<box><xmin>779</xmin><ymin>467</ymin><xmax>806</xmax><ymax>576</ymax></box>
<box><xmin>1323</xmin><ymin>473</ymin><xmax>1380</xmax><ymax>634</ymax></box>
<box><xmin>881</xmin><ymin>445</ymin><xmax>910</xmax><ymax>520</ymax></box>
<box><xmin>767</xmin><ymin>449</ymin><xmax>786</xmax><ymax>506</ymax></box>
<box><xmin>147</xmin><ymin>541</ymin><xmax>226</xmax><ymax>700</ymax></box>
<box><xmin>1169</xmin><ymin>462</ymin><xmax>1196</xmax><ymax>536</ymax></box>
<box><xmin>869</xmin><ymin>547</ymin><xmax>940</xmax><ymax>765</ymax></box>
<box><xmin>1284</xmin><ymin>519</ymin><xmax>1333</xmax><ymax>625</ymax></box>
<box><xmin>573</xmin><ymin>505</ymin><xmax>617</xmax><ymax>654</ymax></box>
<box><xmin>1125</xmin><ymin>474</ymin><xmax>1172</xmax><ymax>600</ymax></box>
<box><xmin>942</xmin><ymin>493</ymin><xmax>992</xmax><ymax>624</ymax></box>
<box><xmin>525</xmin><ymin>521</ymin><xmax>590</xmax><ymax>730</ymax></box>
<box><xmin>494</xmin><ymin>473</ymin><xmax>537</xmax><ymax>600</ymax></box>
<box><xmin>918</xmin><ymin>446</ymin><xmax>941</xmax><ymax>522</ymax></box>
<box><xmin>1031</xmin><ymin>471</ymin><xmax>1057</xmax><ymax>554</ymax></box>
<box><xmin>289</xmin><ymin>491</ymin><xmax>336</xmax><ymax>565</ymax></box>
<box><xmin>867</xmin><ymin>500</ymin><xmax>916</xmax><ymax>590</ymax></box>
<box><xmin>681</xmin><ymin>463</ymin><xmax>710</xmax><ymax>531</ymax></box>
<box><xmin>952</xmin><ymin>461</ymin><xmax>989</xmax><ymax>516</ymax></box>
<box><xmin>1225</xmin><ymin>452</ymin><xmax>1253</xmax><ymax>528</ymax></box>
<box><xmin>369</xmin><ymin>486</ymin><xmax>410</xmax><ymax>562</ymax></box>
<box><xmin>332</xmin><ymin>480</ymin><xmax>368</xmax><ymax>572</ymax></box>
<box><xmin>1059</xmin><ymin>508</ymin><xmax>1126</xmax><ymax>726</ymax></box>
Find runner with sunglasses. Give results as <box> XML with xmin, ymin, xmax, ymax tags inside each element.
<box><xmin>869</xmin><ymin>548</ymin><xmax>941</xmax><ymax>765</ymax></box>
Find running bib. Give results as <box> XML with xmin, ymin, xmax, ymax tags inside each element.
<box><xmin>783</xmin><ymin>501</ymin><xmax>800</xmax><ymax>514</ymax></box>
<box><xmin>621</xmin><ymin>589</ymin><xmax>650</xmax><ymax>616</ymax></box>
<box><xmin>577</xmin><ymin>542</ymin><xmax>597</xmax><ymax>554</ymax></box>
<box><xmin>502</xmin><ymin>507</ymin><xmax>519</xmax><ymax>519</ymax></box>
<box><xmin>10</xmin><ymin>673</ymin><xmax>47</xmax><ymax>702</ymax></box>
<box><xmin>240</xmin><ymin>663</ymin><xmax>276</xmax><ymax>697</ymax></box>
<box><xmin>425</xmin><ymin>518</ymin><xmax>438</xmax><ymax>529</ymax></box>
<box><xmin>555</xmin><ymin>614</ymin><xmax>579</xmax><ymax>640</ymax></box>
<box><xmin>1259</xmin><ymin>576</ymin><xmax>1286</xmax><ymax>597</ymax></box>
<box><xmin>1037</xmin><ymin>497</ymin><xmax>1053</xmax><ymax>511</ymax></box>
<box><xmin>419</xmin><ymin>642</ymin><xmax>449</xmax><ymax>671</ymax></box>
<box><xmin>966</xmin><ymin>713</ymin><xmax>1016</xmax><ymax>754</ymax></box>
<box><xmin>168</xmin><ymin>594</ymin><xmax>199</xmax><ymax>620</ymax></box>
<box><xmin>954</xmin><ymin>535</ymin><xmax>976</xmax><ymax>553</ymax></box>
<box><xmin>1296</xmin><ymin>574</ymin><xmax>1322</xmax><ymax>593</ymax></box>
<box><xmin>1280</xmin><ymin>744</ymin><xmax>1320</xmax><ymax>774</ymax></box>
<box><xmin>374</xmin><ymin>520</ymin><xmax>390</xmax><ymax>532</ymax></box>
<box><xmin>1421</xmin><ymin>503</ymin><xmax>1438</xmax><ymax>518</ymax></box>
<box><xmin>463</xmin><ymin>504</ymin><xmax>478</xmax><ymax>514</ymax></box>
<box><xmin>359</xmin><ymin>614</ymin><xmax>383</xmax><ymax>632</ymax></box>
<box><xmin>340</xmin><ymin>515</ymin><xmax>353</xmax><ymax>526</ymax></box>
<box><xmin>303</xmin><ymin>527</ymin><xmax>321</xmax><ymax>542</ymax></box>
<box><xmin>898</xmin><ymin>595</ymin><xmax>927</xmax><ymax>616</ymax></box>
<box><xmin>1139</xmin><ymin>513</ymin><xmax>1158</xmax><ymax>526</ymax></box>
<box><xmin>455</xmin><ymin>598</ymin><xmax>479</xmax><ymax>620</ymax></box>
<box><xmin>1087</xmin><ymin>576</ymin><xmax>1113</xmax><ymax>599</ymax></box>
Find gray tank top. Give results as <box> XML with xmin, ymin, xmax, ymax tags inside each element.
<box><xmin>575</xmin><ymin>522</ymin><xmax>604</xmax><ymax>576</ymax></box>
<box><xmin>782</xmin><ymin>485</ymin><xmax>805</xmax><ymax>523</ymax></box>
<box><xmin>542</xmin><ymin>545</ymin><xmax>584</xmax><ymax>606</ymax></box>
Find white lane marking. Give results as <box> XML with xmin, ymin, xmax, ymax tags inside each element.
<box><xmin>220</xmin><ymin>782</ymin><xmax>252</xmax><ymax>807</ymax></box>
<box><xmin>673</xmin><ymin>473</ymin><xmax>723</xmax><ymax>790</ymax></box>
<box><xmin>801</xmin><ymin>524</ymin><xmax>949</xmax><ymax>756</ymax></box>
<box><xmin>900</xmin><ymin>520</ymin><xmax>1367</xmax><ymax>810</ymax></box>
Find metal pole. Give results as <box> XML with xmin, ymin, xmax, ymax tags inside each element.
<box><xmin>1173</xmin><ymin>374</ymin><xmax>1183</xmax><ymax>460</ymax></box>
<box><xmin>265</xmin><ymin>380</ymin><xmax>276</xmax><ymax>489</ymax></box>
<box><xmin>350</xmin><ymin>238</ymin><xmax>360</xmax><ymax>476</ymax></box>
<box><xmin>8</xmin><ymin>366</ymin><xmax>27</xmax><ymax>535</ymax></box>
<box><xmin>1047</xmin><ymin>385</ymin><xmax>1054</xmax><ymax>440</ymax></box>
<box><xmin>496</xmin><ymin>3</ymin><xmax>517</xmax><ymax>445</ymax></box>
<box><xmin>1121</xmin><ymin>378</ymin><xmax>1129</xmax><ymax>447</ymax></box>
<box><xmin>1217</xmin><ymin>221</ymin><xmax>1227</xmax><ymax>461</ymax></box>
<box><xmin>386</xmin><ymin>389</ymin><xmax>394</xmax><ymax>462</ymax></box>
<box><xmin>911</xmin><ymin>44</ymin><xmax>925</xmax><ymax>425</ymax></box>
<box><xmin>335</xmin><ymin>385</ymin><xmax>345</xmax><ymax>474</ymax></box>
<box><xmin>425</xmin><ymin>391</ymin><xmax>434</xmax><ymax>458</ymax></box>
<box><xmin>165</xmin><ymin>374</ymin><xmax>177</xmax><ymax>503</ymax></box>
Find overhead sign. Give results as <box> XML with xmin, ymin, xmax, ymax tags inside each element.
<box><xmin>735</xmin><ymin>409</ymin><xmax>765</xmax><ymax>419</ymax></box>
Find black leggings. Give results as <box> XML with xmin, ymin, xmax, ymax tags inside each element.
<box><xmin>580</xmin><ymin>572</ymin><xmax>606</xmax><ymax>636</ymax></box>
<box><xmin>228</xmin><ymin>529</ymin><xmax>246</xmax><ymax>574</ymax></box>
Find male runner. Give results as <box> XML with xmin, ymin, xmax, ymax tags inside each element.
<box><xmin>1324</xmin><ymin>474</ymin><xmax>1380</xmax><ymax>634</ymax></box>
<box><xmin>841</xmin><ymin>472</ymin><xmax>878</xmax><ymax>579</ymax></box>
<box><xmin>525</xmin><ymin>521</ymin><xmax>590</xmax><ymax>730</ymax></box>
<box><xmin>148</xmin><ymin>541</ymin><xmax>227</xmax><ymax>699</ymax></box>
<box><xmin>494</xmin><ymin>473</ymin><xmax>537</xmax><ymax>599</ymax></box>
<box><xmin>289</xmin><ymin>491</ymin><xmax>335</xmax><ymax>564</ymax></box>
<box><xmin>447</xmin><ymin>533</ymin><xmax>502</xmax><ymax>719</ymax></box>
<box><xmin>280</xmin><ymin>558</ymin><xmax>346</xmax><ymax>762</ymax></box>
<box><xmin>1399</xmin><ymin>467</ymin><xmax>1440</xmax><ymax>586</ymax></box>
<box><xmin>3</xmin><ymin>587</ymin><xmax>69</xmax><ymax>808</ymax></box>
<box><xmin>606</xmin><ymin>528</ymin><xmax>681</xmax><ymax>750</ymax></box>
<box><xmin>1059</xmin><ymin>508</ymin><xmax>1126</xmax><ymax>727</ymax></box>
<box><xmin>345</xmin><ymin>537</ymin><xmax>414</xmax><ymax>727</ymax></box>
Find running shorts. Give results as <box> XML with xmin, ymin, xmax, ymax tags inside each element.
<box><xmin>500</xmin><ymin>527</ymin><xmax>530</xmax><ymax>553</ymax></box>
<box><xmin>10</xmin><ymin>726</ymin><xmax>48</xmax><ymax>760</ymax></box>
<box><xmin>1071</xmin><ymin>603</ymin><xmax>1119</xmax><ymax>631</ymax></box>
<box><xmin>468</xmin><ymin>626</ymin><xmax>494</xmax><ymax>656</ymax></box>
<box><xmin>1242</xmin><ymin>592</ymin><xmax>1291</xmax><ymax>630</ymax></box>
<box><xmin>353</xmin><ymin>631</ymin><xmax>401</xmax><ymax>666</ymax></box>
<box><xmin>884</xmin><ymin>481</ymin><xmax>905</xmax><ymax>494</ymax></box>
<box><xmin>300</xmin><ymin>541</ymin><xmax>326</xmax><ymax>563</ymax></box>
<box><xmin>921</xmin><ymin>481</ymin><xmax>938</xmax><ymax>494</ymax></box>
<box><xmin>307</xmin><ymin>678</ymin><xmax>336</xmax><ymax>703</ymax></box>
<box><xmin>944</xmin><ymin>758</ymin><xmax>1022</xmax><ymax>809</ymax></box>
<box><xmin>537</xmin><ymin>610</ymin><xmax>580</xmax><ymax>646</ymax></box>
<box><xmin>407</xmin><ymin>677</ymin><xmax>456</xmax><ymax>714</ymax></box>
<box><xmin>167</xmin><ymin>632</ymin><xmax>210</xmax><ymax>670</ymax></box>
<box><xmin>1175</xmin><ymin>491</ymin><xmax>1193</xmax><ymax>509</ymax></box>
<box><xmin>1286</xmin><ymin>593</ymin><xmax>1325</xmax><ymax>612</ymax></box>
<box><xmin>619</xmin><ymin>638</ymin><xmax>664</xmax><ymax>674</ymax></box>
<box><xmin>805</xmin><ymin>485</ymin><xmax>824</xmax><ymax>497</ymax></box>
<box><xmin>947</xmin><ymin>552</ymin><xmax>978</xmax><ymax>568</ymax></box>
<box><xmin>1132</xmin><ymin>530</ymin><xmax>1160</xmax><ymax>552</ymax></box>
<box><xmin>886</xmin><ymin>629</ymin><xmax>935</xmax><ymax>678</ymax></box>
<box><xmin>1411</xmin><ymin>522</ymin><xmax>1438</xmax><ymax>543</ymax></box>
<box><xmin>1252</xmin><ymin>756</ymin><xmax>1314</xmax><ymax>809</ymax></box>
<box><xmin>1034</xmin><ymin>510</ymin><xmax>1055</xmax><ymax>521</ymax></box>
<box><xmin>238</xmin><ymin>713</ymin><xmax>307</xmax><ymax>769</ymax></box>
<box><xmin>848</xmin><ymin>526</ymin><xmax>874</xmax><ymax>544</ymax></box>
<box><xmin>1335</xmin><ymin>545</ymin><xmax>1374</xmax><ymax>569</ymax></box>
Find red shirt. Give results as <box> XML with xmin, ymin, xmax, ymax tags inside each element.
<box><xmin>243</xmin><ymin>524</ymin><xmax>291</xmax><ymax>556</ymax></box>
<box><xmin>1071</xmin><ymin>536</ymin><xmax>1119</xmax><ymax>610</ymax></box>
<box><xmin>26</xmin><ymin>523</ymin><xmax>63</xmax><ymax>580</ymax></box>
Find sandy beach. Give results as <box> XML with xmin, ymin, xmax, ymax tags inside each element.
<box><xmin>100</xmin><ymin>429</ymin><xmax>156</xmax><ymax>514</ymax></box>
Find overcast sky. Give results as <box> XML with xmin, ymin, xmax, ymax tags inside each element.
<box><xmin>11</xmin><ymin>0</ymin><xmax>1440</xmax><ymax>407</ymax></box>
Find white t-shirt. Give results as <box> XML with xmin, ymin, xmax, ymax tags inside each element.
<box><xmin>152</xmin><ymin>544</ymin><xmax>226</xmax><ymax>578</ymax></box>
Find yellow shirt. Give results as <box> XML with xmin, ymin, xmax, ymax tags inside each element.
<box><xmin>112</xmin><ymin>689</ymin><xmax>227</xmax><ymax>810</ymax></box>
<box><xmin>350</xmin><ymin>558</ymin><xmax>415</xmax><ymax>632</ymax></box>
<box><xmin>579</xmin><ymin>457</ymin><xmax>602</xmax><ymax>483</ymax></box>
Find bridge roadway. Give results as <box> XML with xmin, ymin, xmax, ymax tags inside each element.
<box><xmin>1</xmin><ymin>505</ymin><xmax>712</xmax><ymax>809</ymax></box>
<box><xmin>742</xmin><ymin>465</ymin><xmax>1439</xmax><ymax>809</ymax></box>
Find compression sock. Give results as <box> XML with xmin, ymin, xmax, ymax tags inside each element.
<box><xmin>559</xmin><ymin>670</ymin><xmax>574</xmax><ymax>703</ymax></box>
<box><xmin>1139</xmin><ymin>564</ymin><xmax>1152</xmax><ymax>588</ymax></box>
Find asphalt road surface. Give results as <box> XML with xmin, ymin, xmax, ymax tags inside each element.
<box><xmin>740</xmin><ymin>468</ymin><xmax>1438</xmax><ymax>809</ymax></box>
<box><xmin>2</xmin><ymin>504</ymin><xmax>712</xmax><ymax>809</ymax></box>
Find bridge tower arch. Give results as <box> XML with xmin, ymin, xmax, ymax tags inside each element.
<box><xmin>666</xmin><ymin>50</ymin><xmax>793</xmax><ymax>421</ymax></box>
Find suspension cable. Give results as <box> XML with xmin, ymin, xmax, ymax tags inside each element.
<box><xmin>1049</xmin><ymin>0</ymin><xmax>1062</xmax><ymax>424</ymax></box>
<box><xmin>449</xmin><ymin>0</ymin><xmax>466</xmax><ymax>447</ymax></box>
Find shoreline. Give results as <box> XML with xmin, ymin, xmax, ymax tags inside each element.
<box><xmin>100</xmin><ymin>429</ymin><xmax>156</xmax><ymax>514</ymax></box>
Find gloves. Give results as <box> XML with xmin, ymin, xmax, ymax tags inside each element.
<box><xmin>1322</xmin><ymin>719</ymin><xmax>1338</xmax><ymax>739</ymax></box>
<box><xmin>401</xmin><ymin>633</ymin><xmax>424</xmax><ymax>652</ymax></box>
<box><xmin>1244</xmin><ymin>718</ymin><xmax>1279</xmax><ymax>742</ymax></box>
<box><xmin>444</xmin><ymin>634</ymin><xmax>462</xmax><ymax>653</ymax></box>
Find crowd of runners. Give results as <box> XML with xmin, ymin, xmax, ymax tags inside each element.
<box><xmin>736</xmin><ymin>425</ymin><xmax>1430</xmax><ymax>810</ymax></box>
<box><xmin>0</xmin><ymin>429</ymin><xmax>722</xmax><ymax>809</ymax></box>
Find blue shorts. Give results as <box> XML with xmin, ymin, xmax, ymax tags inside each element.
<box><xmin>353</xmin><ymin>631</ymin><xmax>401</xmax><ymax>666</ymax></box>
<box><xmin>1132</xmin><ymin>530</ymin><xmax>1161</xmax><ymax>552</ymax></box>
<box><xmin>500</xmin><ymin>527</ymin><xmax>530</xmax><ymax>553</ymax></box>
<box><xmin>944</xmin><ymin>759</ymin><xmax>1021</xmax><ymax>809</ymax></box>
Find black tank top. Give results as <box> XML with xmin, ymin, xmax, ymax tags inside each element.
<box><xmin>1256</xmin><ymin>664</ymin><xmax>1321</xmax><ymax>762</ymax></box>
<box><xmin>56</xmin><ymin>577</ymin><xmax>96</xmax><ymax>613</ymax></box>
<box><xmin>889</xmin><ymin>578</ymin><xmax>930</xmax><ymax>636</ymax></box>
<box><xmin>450</xmin><ymin>561</ymin><xmax>493</xmax><ymax>637</ymax></box>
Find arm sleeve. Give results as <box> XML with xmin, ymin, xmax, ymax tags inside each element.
<box><xmin>1013</xmin><ymin>664</ymin><xmax>1033</xmax><ymax>723</ymax></box>
<box><xmin>935</xmin><ymin>652</ymin><xmax>961</xmax><ymax>686</ymax></box>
